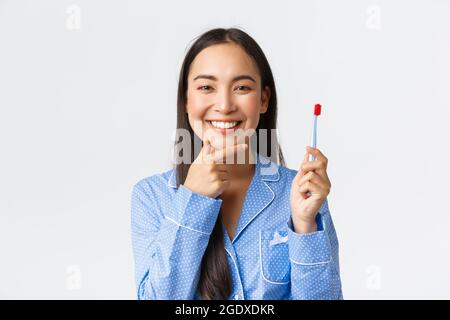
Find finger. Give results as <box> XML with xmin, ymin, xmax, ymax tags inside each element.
<box><xmin>299</xmin><ymin>166</ymin><xmax>331</xmax><ymax>190</ymax></box>
<box><xmin>300</xmin><ymin>177</ymin><xmax>330</xmax><ymax>195</ymax></box>
<box><xmin>213</xmin><ymin>143</ymin><xmax>247</xmax><ymax>164</ymax></box>
<box><xmin>203</xmin><ymin>139</ymin><xmax>213</xmax><ymax>155</ymax></box>
<box><xmin>297</xmin><ymin>171</ymin><xmax>322</xmax><ymax>187</ymax></box>
<box><xmin>298</xmin><ymin>180</ymin><xmax>322</xmax><ymax>197</ymax></box>
<box><xmin>300</xmin><ymin>159</ymin><xmax>328</xmax><ymax>173</ymax></box>
<box><xmin>227</xmin><ymin>132</ymin><xmax>247</xmax><ymax>146</ymax></box>
<box><xmin>301</xmin><ymin>166</ymin><xmax>329</xmax><ymax>185</ymax></box>
<box><xmin>297</xmin><ymin>153</ymin><xmax>309</xmax><ymax>178</ymax></box>
<box><xmin>212</xmin><ymin>143</ymin><xmax>248</xmax><ymax>164</ymax></box>
<box><xmin>306</xmin><ymin>146</ymin><xmax>328</xmax><ymax>165</ymax></box>
<box><xmin>303</xmin><ymin>152</ymin><xmax>309</xmax><ymax>164</ymax></box>
<box><xmin>201</xmin><ymin>139</ymin><xmax>215</xmax><ymax>164</ymax></box>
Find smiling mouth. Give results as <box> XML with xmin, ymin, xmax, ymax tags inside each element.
<box><xmin>206</xmin><ymin>120</ymin><xmax>243</xmax><ymax>130</ymax></box>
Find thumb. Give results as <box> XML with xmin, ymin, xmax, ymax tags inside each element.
<box><xmin>295</xmin><ymin>152</ymin><xmax>309</xmax><ymax>180</ymax></box>
<box><xmin>201</xmin><ymin>138</ymin><xmax>214</xmax><ymax>164</ymax></box>
<box><xmin>302</xmin><ymin>151</ymin><xmax>309</xmax><ymax>164</ymax></box>
<box><xmin>203</xmin><ymin>138</ymin><xmax>212</xmax><ymax>155</ymax></box>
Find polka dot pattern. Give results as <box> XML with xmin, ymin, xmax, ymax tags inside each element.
<box><xmin>131</xmin><ymin>154</ymin><xmax>343</xmax><ymax>300</ymax></box>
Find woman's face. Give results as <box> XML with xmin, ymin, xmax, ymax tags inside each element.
<box><xmin>186</xmin><ymin>42</ymin><xmax>270</xmax><ymax>149</ymax></box>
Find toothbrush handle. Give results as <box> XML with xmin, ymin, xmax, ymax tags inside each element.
<box><xmin>309</xmin><ymin>115</ymin><xmax>317</xmax><ymax>161</ymax></box>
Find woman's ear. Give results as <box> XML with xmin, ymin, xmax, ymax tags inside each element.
<box><xmin>260</xmin><ymin>86</ymin><xmax>271</xmax><ymax>114</ymax></box>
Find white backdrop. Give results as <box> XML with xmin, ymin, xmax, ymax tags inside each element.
<box><xmin>1</xmin><ymin>0</ymin><xmax>449</xmax><ymax>299</ymax></box>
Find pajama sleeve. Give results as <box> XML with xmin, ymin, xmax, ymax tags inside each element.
<box><xmin>286</xmin><ymin>198</ymin><xmax>343</xmax><ymax>300</ymax></box>
<box><xmin>131</xmin><ymin>178</ymin><xmax>222</xmax><ymax>299</ymax></box>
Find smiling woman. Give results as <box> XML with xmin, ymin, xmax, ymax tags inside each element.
<box><xmin>131</xmin><ymin>27</ymin><xmax>343</xmax><ymax>300</ymax></box>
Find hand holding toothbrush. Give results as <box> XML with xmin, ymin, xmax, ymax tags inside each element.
<box><xmin>289</xmin><ymin>104</ymin><xmax>332</xmax><ymax>234</ymax></box>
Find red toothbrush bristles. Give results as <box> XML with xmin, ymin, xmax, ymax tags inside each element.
<box><xmin>314</xmin><ymin>104</ymin><xmax>322</xmax><ymax>116</ymax></box>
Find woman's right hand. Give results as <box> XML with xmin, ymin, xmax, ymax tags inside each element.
<box><xmin>183</xmin><ymin>139</ymin><xmax>247</xmax><ymax>199</ymax></box>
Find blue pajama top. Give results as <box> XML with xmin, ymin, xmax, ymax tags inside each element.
<box><xmin>131</xmin><ymin>153</ymin><xmax>343</xmax><ymax>300</ymax></box>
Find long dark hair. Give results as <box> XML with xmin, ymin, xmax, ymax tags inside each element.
<box><xmin>175</xmin><ymin>27</ymin><xmax>285</xmax><ymax>299</ymax></box>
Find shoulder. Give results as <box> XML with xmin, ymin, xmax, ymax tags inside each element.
<box><xmin>278</xmin><ymin>164</ymin><xmax>298</xmax><ymax>181</ymax></box>
<box><xmin>131</xmin><ymin>168</ymin><xmax>176</xmax><ymax>200</ymax></box>
<box><xmin>130</xmin><ymin>168</ymin><xmax>178</xmax><ymax>225</ymax></box>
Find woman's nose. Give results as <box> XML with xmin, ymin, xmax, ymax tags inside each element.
<box><xmin>215</xmin><ymin>90</ymin><xmax>236</xmax><ymax>113</ymax></box>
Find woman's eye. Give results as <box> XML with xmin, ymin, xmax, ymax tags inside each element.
<box><xmin>235</xmin><ymin>85</ymin><xmax>251</xmax><ymax>91</ymax></box>
<box><xmin>198</xmin><ymin>85</ymin><xmax>212</xmax><ymax>91</ymax></box>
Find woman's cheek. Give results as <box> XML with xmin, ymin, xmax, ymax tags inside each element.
<box><xmin>238</xmin><ymin>94</ymin><xmax>262</xmax><ymax>127</ymax></box>
<box><xmin>188</xmin><ymin>92</ymin><xmax>208</xmax><ymax>112</ymax></box>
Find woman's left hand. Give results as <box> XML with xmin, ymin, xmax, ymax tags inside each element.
<box><xmin>289</xmin><ymin>146</ymin><xmax>331</xmax><ymax>234</ymax></box>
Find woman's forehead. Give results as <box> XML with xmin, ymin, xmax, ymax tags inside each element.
<box><xmin>189</xmin><ymin>43</ymin><xmax>260</xmax><ymax>81</ymax></box>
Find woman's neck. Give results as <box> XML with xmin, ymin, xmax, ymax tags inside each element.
<box><xmin>224</xmin><ymin>150</ymin><xmax>256</xmax><ymax>181</ymax></box>
<box><xmin>227</xmin><ymin>162</ymin><xmax>255</xmax><ymax>181</ymax></box>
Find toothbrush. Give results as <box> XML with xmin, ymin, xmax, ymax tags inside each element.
<box><xmin>309</xmin><ymin>104</ymin><xmax>321</xmax><ymax>161</ymax></box>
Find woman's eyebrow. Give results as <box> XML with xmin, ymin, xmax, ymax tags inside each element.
<box><xmin>193</xmin><ymin>74</ymin><xmax>217</xmax><ymax>81</ymax></box>
<box><xmin>193</xmin><ymin>74</ymin><xmax>256</xmax><ymax>83</ymax></box>
<box><xmin>233</xmin><ymin>75</ymin><xmax>256</xmax><ymax>83</ymax></box>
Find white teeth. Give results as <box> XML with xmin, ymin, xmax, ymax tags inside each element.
<box><xmin>210</xmin><ymin>121</ymin><xmax>239</xmax><ymax>129</ymax></box>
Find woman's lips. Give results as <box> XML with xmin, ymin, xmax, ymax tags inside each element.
<box><xmin>205</xmin><ymin>120</ymin><xmax>243</xmax><ymax>134</ymax></box>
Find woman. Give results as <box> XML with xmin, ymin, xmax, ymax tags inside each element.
<box><xmin>131</xmin><ymin>28</ymin><xmax>343</xmax><ymax>300</ymax></box>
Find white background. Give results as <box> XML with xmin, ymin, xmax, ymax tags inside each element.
<box><xmin>1</xmin><ymin>0</ymin><xmax>449</xmax><ymax>299</ymax></box>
